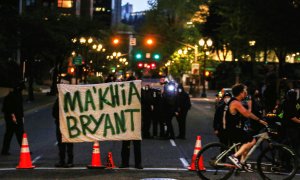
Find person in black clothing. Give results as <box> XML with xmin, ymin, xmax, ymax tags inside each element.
<box><xmin>281</xmin><ymin>89</ymin><xmax>300</xmax><ymax>158</ymax></box>
<box><xmin>249</xmin><ymin>89</ymin><xmax>265</xmax><ymax>135</ymax></box>
<box><xmin>52</xmin><ymin>98</ymin><xmax>74</xmax><ymax>168</ymax></box>
<box><xmin>161</xmin><ymin>81</ymin><xmax>177</xmax><ymax>139</ymax></box>
<box><xmin>105</xmin><ymin>74</ymin><xmax>116</xmax><ymax>83</ymax></box>
<box><xmin>152</xmin><ymin>88</ymin><xmax>165</xmax><ymax>137</ymax></box>
<box><xmin>175</xmin><ymin>85</ymin><xmax>191</xmax><ymax>139</ymax></box>
<box><xmin>120</xmin><ymin>140</ymin><xmax>143</xmax><ymax>169</ymax></box>
<box><xmin>1</xmin><ymin>83</ymin><xmax>25</xmax><ymax>155</ymax></box>
<box><xmin>213</xmin><ymin>92</ymin><xmax>232</xmax><ymax>146</ymax></box>
<box><xmin>120</xmin><ymin>78</ymin><xmax>143</xmax><ymax>169</ymax></box>
<box><xmin>141</xmin><ymin>85</ymin><xmax>153</xmax><ymax>138</ymax></box>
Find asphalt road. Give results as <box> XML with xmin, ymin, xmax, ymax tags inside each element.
<box><xmin>0</xmin><ymin>95</ymin><xmax>299</xmax><ymax>179</ymax></box>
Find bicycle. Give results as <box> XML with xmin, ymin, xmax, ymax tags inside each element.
<box><xmin>195</xmin><ymin>124</ymin><xmax>298</xmax><ymax>180</ymax></box>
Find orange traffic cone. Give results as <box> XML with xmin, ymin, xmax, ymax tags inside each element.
<box><xmin>106</xmin><ymin>152</ymin><xmax>116</xmax><ymax>169</ymax></box>
<box><xmin>16</xmin><ymin>133</ymin><xmax>35</xmax><ymax>169</ymax></box>
<box><xmin>87</xmin><ymin>141</ymin><xmax>105</xmax><ymax>169</ymax></box>
<box><xmin>188</xmin><ymin>135</ymin><xmax>205</xmax><ymax>171</ymax></box>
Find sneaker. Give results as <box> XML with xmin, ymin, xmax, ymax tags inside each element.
<box><xmin>135</xmin><ymin>164</ymin><xmax>143</xmax><ymax>169</ymax></box>
<box><xmin>64</xmin><ymin>163</ymin><xmax>74</xmax><ymax>168</ymax></box>
<box><xmin>55</xmin><ymin>162</ymin><xmax>65</xmax><ymax>167</ymax></box>
<box><xmin>228</xmin><ymin>155</ymin><xmax>242</xmax><ymax>169</ymax></box>
<box><xmin>242</xmin><ymin>163</ymin><xmax>253</xmax><ymax>172</ymax></box>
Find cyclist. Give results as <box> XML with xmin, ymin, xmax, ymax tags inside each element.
<box><xmin>227</xmin><ymin>84</ymin><xmax>268</xmax><ymax>171</ymax></box>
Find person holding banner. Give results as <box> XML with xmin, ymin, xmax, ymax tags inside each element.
<box><xmin>120</xmin><ymin>77</ymin><xmax>143</xmax><ymax>169</ymax></box>
<box><xmin>52</xmin><ymin>98</ymin><xmax>74</xmax><ymax>168</ymax></box>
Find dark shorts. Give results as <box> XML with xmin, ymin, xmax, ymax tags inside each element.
<box><xmin>228</xmin><ymin>128</ymin><xmax>253</xmax><ymax>144</ymax></box>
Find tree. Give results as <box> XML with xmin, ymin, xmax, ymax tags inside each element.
<box><xmin>141</xmin><ymin>0</ymin><xmax>202</xmax><ymax>64</ymax></box>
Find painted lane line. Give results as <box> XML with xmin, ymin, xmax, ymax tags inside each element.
<box><xmin>179</xmin><ymin>158</ymin><xmax>189</xmax><ymax>168</ymax></box>
<box><xmin>32</xmin><ymin>155</ymin><xmax>42</xmax><ymax>164</ymax></box>
<box><xmin>170</xmin><ymin>139</ymin><xmax>176</xmax><ymax>147</ymax></box>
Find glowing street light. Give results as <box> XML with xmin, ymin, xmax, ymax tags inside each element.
<box><xmin>199</xmin><ymin>38</ymin><xmax>213</xmax><ymax>98</ymax></box>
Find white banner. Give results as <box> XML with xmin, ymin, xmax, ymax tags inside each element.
<box><xmin>57</xmin><ymin>80</ymin><xmax>142</xmax><ymax>142</ymax></box>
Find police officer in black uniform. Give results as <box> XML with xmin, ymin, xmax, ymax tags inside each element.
<box><xmin>213</xmin><ymin>92</ymin><xmax>232</xmax><ymax>146</ymax></box>
<box><xmin>52</xmin><ymin>98</ymin><xmax>74</xmax><ymax>167</ymax></box>
<box><xmin>141</xmin><ymin>85</ymin><xmax>153</xmax><ymax>138</ymax></box>
<box><xmin>162</xmin><ymin>81</ymin><xmax>177</xmax><ymax>139</ymax></box>
<box><xmin>175</xmin><ymin>84</ymin><xmax>191</xmax><ymax>139</ymax></box>
<box><xmin>152</xmin><ymin>88</ymin><xmax>164</xmax><ymax>137</ymax></box>
<box><xmin>1</xmin><ymin>83</ymin><xmax>25</xmax><ymax>155</ymax></box>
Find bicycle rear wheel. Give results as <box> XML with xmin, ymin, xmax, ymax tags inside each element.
<box><xmin>257</xmin><ymin>144</ymin><xmax>298</xmax><ymax>180</ymax></box>
<box><xmin>195</xmin><ymin>142</ymin><xmax>234</xmax><ymax>180</ymax></box>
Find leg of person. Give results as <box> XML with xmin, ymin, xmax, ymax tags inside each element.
<box><xmin>166</xmin><ymin>114</ymin><xmax>175</xmax><ymax>139</ymax></box>
<box><xmin>133</xmin><ymin>140</ymin><xmax>143</xmax><ymax>169</ymax></box>
<box><xmin>152</xmin><ymin>114</ymin><xmax>158</xmax><ymax>137</ymax></box>
<box><xmin>65</xmin><ymin>143</ymin><xmax>74</xmax><ymax>167</ymax></box>
<box><xmin>15</xmin><ymin>123</ymin><xmax>24</xmax><ymax>147</ymax></box>
<box><xmin>159</xmin><ymin>116</ymin><xmax>166</xmax><ymax>137</ymax></box>
<box><xmin>181</xmin><ymin>112</ymin><xmax>187</xmax><ymax>138</ymax></box>
<box><xmin>55</xmin><ymin>126</ymin><xmax>65</xmax><ymax>167</ymax></box>
<box><xmin>176</xmin><ymin>112</ymin><xmax>187</xmax><ymax>139</ymax></box>
<box><xmin>120</xmin><ymin>141</ymin><xmax>130</xmax><ymax>168</ymax></box>
<box><xmin>1</xmin><ymin>121</ymin><xmax>14</xmax><ymax>155</ymax></box>
<box><xmin>143</xmin><ymin>115</ymin><xmax>152</xmax><ymax>138</ymax></box>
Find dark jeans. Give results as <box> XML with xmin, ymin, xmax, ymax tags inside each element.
<box><xmin>56</xmin><ymin>125</ymin><xmax>73</xmax><ymax>164</ymax></box>
<box><xmin>2</xmin><ymin>119</ymin><xmax>24</xmax><ymax>153</ymax></box>
<box><xmin>121</xmin><ymin>140</ymin><xmax>141</xmax><ymax>166</ymax></box>
<box><xmin>176</xmin><ymin>111</ymin><xmax>188</xmax><ymax>138</ymax></box>
<box><xmin>165</xmin><ymin>113</ymin><xmax>175</xmax><ymax>138</ymax></box>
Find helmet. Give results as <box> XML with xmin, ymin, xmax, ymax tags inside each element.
<box><xmin>223</xmin><ymin>92</ymin><xmax>232</xmax><ymax>98</ymax></box>
<box><xmin>286</xmin><ymin>89</ymin><xmax>297</xmax><ymax>100</ymax></box>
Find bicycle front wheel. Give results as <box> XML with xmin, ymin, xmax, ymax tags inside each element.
<box><xmin>195</xmin><ymin>142</ymin><xmax>234</xmax><ymax>180</ymax></box>
<box><xmin>257</xmin><ymin>144</ymin><xmax>298</xmax><ymax>180</ymax></box>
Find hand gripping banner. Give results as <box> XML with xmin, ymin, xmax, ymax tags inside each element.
<box><xmin>57</xmin><ymin>80</ymin><xmax>142</xmax><ymax>142</ymax></box>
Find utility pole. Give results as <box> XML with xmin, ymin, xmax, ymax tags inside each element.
<box><xmin>17</xmin><ymin>0</ymin><xmax>22</xmax><ymax>65</ymax></box>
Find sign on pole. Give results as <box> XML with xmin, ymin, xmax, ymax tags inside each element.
<box><xmin>191</xmin><ymin>63</ymin><xmax>200</xmax><ymax>75</ymax></box>
<box><xmin>129</xmin><ymin>37</ymin><xmax>136</xmax><ymax>46</ymax></box>
<box><xmin>73</xmin><ymin>55</ymin><xmax>83</xmax><ymax>66</ymax></box>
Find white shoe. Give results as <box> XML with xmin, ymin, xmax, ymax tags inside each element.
<box><xmin>228</xmin><ymin>155</ymin><xmax>242</xmax><ymax>169</ymax></box>
<box><xmin>242</xmin><ymin>163</ymin><xmax>253</xmax><ymax>172</ymax></box>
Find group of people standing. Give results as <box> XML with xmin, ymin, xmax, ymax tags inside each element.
<box><xmin>141</xmin><ymin>82</ymin><xmax>191</xmax><ymax>140</ymax></box>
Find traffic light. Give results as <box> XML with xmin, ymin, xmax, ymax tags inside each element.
<box><xmin>135</xmin><ymin>52</ymin><xmax>143</xmax><ymax>60</ymax></box>
<box><xmin>68</xmin><ymin>67</ymin><xmax>75</xmax><ymax>76</ymax></box>
<box><xmin>204</xmin><ymin>71</ymin><xmax>213</xmax><ymax>81</ymax></box>
<box><xmin>112</xmin><ymin>37</ymin><xmax>120</xmax><ymax>45</ymax></box>
<box><xmin>205</xmin><ymin>70</ymin><xmax>210</xmax><ymax>77</ymax></box>
<box><xmin>153</xmin><ymin>53</ymin><xmax>160</xmax><ymax>60</ymax></box>
<box><xmin>145</xmin><ymin>37</ymin><xmax>154</xmax><ymax>46</ymax></box>
<box><xmin>137</xmin><ymin>62</ymin><xmax>143</xmax><ymax>68</ymax></box>
<box><xmin>150</xmin><ymin>62</ymin><xmax>156</xmax><ymax>69</ymax></box>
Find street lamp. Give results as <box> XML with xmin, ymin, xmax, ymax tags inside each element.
<box><xmin>199</xmin><ymin>38</ymin><xmax>213</xmax><ymax>98</ymax></box>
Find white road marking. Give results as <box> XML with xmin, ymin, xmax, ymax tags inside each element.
<box><xmin>179</xmin><ymin>158</ymin><xmax>189</xmax><ymax>168</ymax></box>
<box><xmin>32</xmin><ymin>155</ymin><xmax>42</xmax><ymax>164</ymax></box>
<box><xmin>170</xmin><ymin>139</ymin><xmax>176</xmax><ymax>147</ymax></box>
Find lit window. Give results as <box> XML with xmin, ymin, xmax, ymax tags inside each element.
<box><xmin>57</xmin><ymin>0</ymin><xmax>73</xmax><ymax>8</ymax></box>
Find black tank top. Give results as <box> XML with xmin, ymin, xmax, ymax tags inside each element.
<box><xmin>225</xmin><ymin>97</ymin><xmax>242</xmax><ymax>129</ymax></box>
